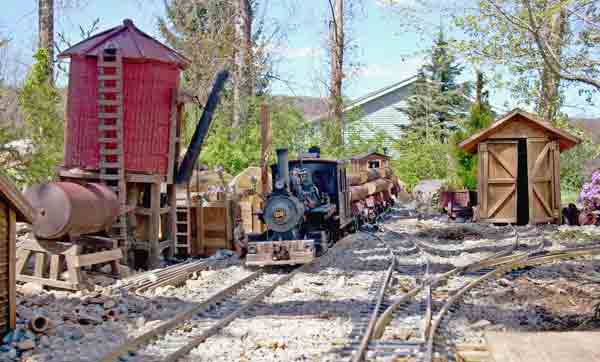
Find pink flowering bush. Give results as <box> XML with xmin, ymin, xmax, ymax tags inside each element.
<box><xmin>580</xmin><ymin>170</ymin><xmax>600</xmax><ymax>210</ymax></box>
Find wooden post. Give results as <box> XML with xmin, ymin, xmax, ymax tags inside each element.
<box><xmin>149</xmin><ymin>182</ymin><xmax>161</xmax><ymax>268</ymax></box>
<box><xmin>166</xmin><ymin>183</ymin><xmax>176</xmax><ymax>259</ymax></box>
<box><xmin>8</xmin><ymin>209</ymin><xmax>15</xmax><ymax>329</ymax></box>
<box><xmin>479</xmin><ymin>143</ymin><xmax>489</xmax><ymax>219</ymax></box>
<box><xmin>260</xmin><ymin>102</ymin><xmax>271</xmax><ymax>195</ymax></box>
<box><xmin>552</xmin><ymin>141</ymin><xmax>562</xmax><ymax>223</ymax></box>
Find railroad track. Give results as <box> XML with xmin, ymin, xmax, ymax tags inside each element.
<box><xmin>361</xmin><ymin>216</ymin><xmax>600</xmax><ymax>362</ymax></box>
<box><xmin>332</xmin><ymin>208</ymin><xmax>430</xmax><ymax>362</ymax></box>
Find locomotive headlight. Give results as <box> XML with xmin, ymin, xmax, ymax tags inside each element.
<box><xmin>248</xmin><ymin>244</ymin><xmax>257</xmax><ymax>254</ymax></box>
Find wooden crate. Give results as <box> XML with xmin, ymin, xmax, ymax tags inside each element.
<box><xmin>189</xmin><ymin>200</ymin><xmax>235</xmax><ymax>256</ymax></box>
<box><xmin>239</xmin><ymin>195</ymin><xmax>265</xmax><ymax>234</ymax></box>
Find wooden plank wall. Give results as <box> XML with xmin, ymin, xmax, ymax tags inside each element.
<box><xmin>0</xmin><ymin>201</ymin><xmax>9</xmax><ymax>335</ymax></box>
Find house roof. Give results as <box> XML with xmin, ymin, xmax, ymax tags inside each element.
<box><xmin>350</xmin><ymin>151</ymin><xmax>390</xmax><ymax>161</ymax></box>
<box><xmin>0</xmin><ymin>174</ymin><xmax>33</xmax><ymax>223</ymax></box>
<box><xmin>272</xmin><ymin>96</ymin><xmax>329</xmax><ymax>121</ymax></box>
<box><xmin>459</xmin><ymin>108</ymin><xmax>581</xmax><ymax>154</ymax></box>
<box><xmin>58</xmin><ymin>19</ymin><xmax>189</xmax><ymax>69</ymax></box>
<box><xmin>309</xmin><ymin>75</ymin><xmax>419</xmax><ymax>122</ymax></box>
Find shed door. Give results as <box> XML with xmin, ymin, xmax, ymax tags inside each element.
<box><xmin>528</xmin><ymin>139</ymin><xmax>559</xmax><ymax>223</ymax></box>
<box><xmin>479</xmin><ymin>141</ymin><xmax>518</xmax><ymax>223</ymax></box>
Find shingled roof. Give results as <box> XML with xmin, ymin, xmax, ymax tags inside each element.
<box><xmin>58</xmin><ymin>19</ymin><xmax>189</xmax><ymax>69</ymax></box>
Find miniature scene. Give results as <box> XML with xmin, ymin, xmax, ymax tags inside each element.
<box><xmin>1</xmin><ymin>1</ymin><xmax>600</xmax><ymax>361</ymax></box>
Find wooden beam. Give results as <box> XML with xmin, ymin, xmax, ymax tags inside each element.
<box><xmin>488</xmin><ymin>148</ymin><xmax>516</xmax><ymax>178</ymax></box>
<box><xmin>72</xmin><ymin>249</ymin><xmax>123</xmax><ymax>268</ymax></box>
<box><xmin>487</xmin><ymin>185</ymin><xmax>516</xmax><ymax>219</ymax></box>
<box><xmin>8</xmin><ymin>208</ymin><xmax>15</xmax><ymax>329</ymax></box>
<box><xmin>533</xmin><ymin>184</ymin><xmax>553</xmax><ymax>219</ymax></box>
<box><xmin>167</xmin><ymin>89</ymin><xmax>178</xmax><ymax>184</ymax></box>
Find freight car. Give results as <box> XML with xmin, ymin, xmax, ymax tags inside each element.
<box><xmin>245</xmin><ymin>148</ymin><xmax>398</xmax><ymax>267</ymax></box>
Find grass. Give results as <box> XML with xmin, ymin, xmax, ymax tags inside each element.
<box><xmin>561</xmin><ymin>189</ymin><xmax>579</xmax><ymax>206</ymax></box>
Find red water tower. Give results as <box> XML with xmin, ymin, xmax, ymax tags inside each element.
<box><xmin>57</xmin><ymin>19</ymin><xmax>190</xmax><ymax>268</ymax></box>
<box><xmin>59</xmin><ymin>18</ymin><xmax>188</xmax><ymax>176</ymax></box>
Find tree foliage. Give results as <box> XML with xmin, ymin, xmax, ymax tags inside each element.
<box><xmin>198</xmin><ymin>97</ymin><xmax>315</xmax><ymax>175</ymax></box>
<box><xmin>400</xmin><ymin>30</ymin><xmax>470</xmax><ymax>141</ymax></box>
<box><xmin>394</xmin><ymin>31</ymin><xmax>468</xmax><ymax>189</ymax></box>
<box><xmin>555</xmin><ymin>116</ymin><xmax>600</xmax><ymax>194</ymax></box>
<box><xmin>15</xmin><ymin>48</ymin><xmax>64</xmax><ymax>186</ymax></box>
<box><xmin>159</xmin><ymin>0</ymin><xmax>271</xmax><ymax>102</ymax></box>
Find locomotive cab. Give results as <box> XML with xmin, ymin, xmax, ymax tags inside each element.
<box><xmin>245</xmin><ymin>148</ymin><xmax>350</xmax><ymax>267</ymax></box>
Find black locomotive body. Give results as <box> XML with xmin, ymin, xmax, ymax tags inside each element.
<box><xmin>246</xmin><ymin>149</ymin><xmax>352</xmax><ymax>266</ymax></box>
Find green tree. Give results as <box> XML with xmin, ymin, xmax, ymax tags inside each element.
<box><xmin>392</xmin><ymin>127</ymin><xmax>450</xmax><ymax>190</ymax></box>
<box><xmin>554</xmin><ymin>116</ymin><xmax>600</xmax><ymax>195</ymax></box>
<box><xmin>17</xmin><ymin>48</ymin><xmax>63</xmax><ymax>186</ymax></box>
<box><xmin>450</xmin><ymin>72</ymin><xmax>495</xmax><ymax>189</ymax></box>
<box><xmin>199</xmin><ymin>97</ymin><xmax>315</xmax><ymax>175</ymax></box>
<box><xmin>401</xmin><ymin>30</ymin><xmax>470</xmax><ymax>141</ymax></box>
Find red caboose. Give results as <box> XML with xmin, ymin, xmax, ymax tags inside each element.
<box><xmin>59</xmin><ymin>19</ymin><xmax>188</xmax><ymax>176</ymax></box>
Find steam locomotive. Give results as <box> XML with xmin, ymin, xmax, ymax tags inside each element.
<box><xmin>245</xmin><ymin>148</ymin><xmax>397</xmax><ymax>267</ymax></box>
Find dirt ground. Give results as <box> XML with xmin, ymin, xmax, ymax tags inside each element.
<box><xmin>3</xmin><ymin>218</ymin><xmax>600</xmax><ymax>362</ymax></box>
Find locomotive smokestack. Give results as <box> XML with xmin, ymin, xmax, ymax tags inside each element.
<box><xmin>276</xmin><ymin>148</ymin><xmax>290</xmax><ymax>191</ymax></box>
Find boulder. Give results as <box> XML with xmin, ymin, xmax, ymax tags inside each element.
<box><xmin>412</xmin><ymin>179</ymin><xmax>444</xmax><ymax>204</ymax></box>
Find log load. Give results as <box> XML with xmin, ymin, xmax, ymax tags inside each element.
<box><xmin>350</xmin><ymin>178</ymin><xmax>393</xmax><ymax>202</ymax></box>
<box><xmin>348</xmin><ymin>168</ymin><xmax>395</xmax><ymax>186</ymax></box>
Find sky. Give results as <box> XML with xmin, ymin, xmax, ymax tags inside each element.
<box><xmin>1</xmin><ymin>0</ymin><xmax>598</xmax><ymax>118</ymax></box>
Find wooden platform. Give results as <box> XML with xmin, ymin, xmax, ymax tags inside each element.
<box><xmin>485</xmin><ymin>331</ymin><xmax>600</xmax><ymax>362</ymax></box>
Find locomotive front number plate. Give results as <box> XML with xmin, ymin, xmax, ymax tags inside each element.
<box><xmin>273</xmin><ymin>208</ymin><xmax>287</xmax><ymax>221</ymax></box>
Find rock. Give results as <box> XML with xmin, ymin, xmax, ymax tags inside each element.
<box><xmin>335</xmin><ymin>276</ymin><xmax>346</xmax><ymax>289</ymax></box>
<box><xmin>38</xmin><ymin>335</ymin><xmax>50</xmax><ymax>348</ymax></box>
<box><xmin>118</xmin><ymin>265</ymin><xmax>131</xmax><ymax>278</ymax></box>
<box><xmin>77</xmin><ymin>313</ymin><xmax>103</xmax><ymax>325</ymax></box>
<box><xmin>392</xmin><ymin>328</ymin><xmax>413</xmax><ymax>341</ymax></box>
<box><xmin>17</xmin><ymin>339</ymin><xmax>34</xmax><ymax>350</ymax></box>
<box><xmin>470</xmin><ymin>319</ymin><xmax>492</xmax><ymax>330</ymax></box>
<box><xmin>292</xmin><ymin>287</ymin><xmax>302</xmax><ymax>293</ymax></box>
<box><xmin>7</xmin><ymin>348</ymin><xmax>16</xmax><ymax>359</ymax></box>
<box><xmin>186</xmin><ymin>279</ymin><xmax>205</xmax><ymax>289</ymax></box>
<box><xmin>20</xmin><ymin>283</ymin><xmax>44</xmax><ymax>296</ymax></box>
<box><xmin>103</xmin><ymin>300</ymin><xmax>116</xmax><ymax>309</ymax></box>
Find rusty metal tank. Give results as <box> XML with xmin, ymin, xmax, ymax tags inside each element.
<box><xmin>24</xmin><ymin>182</ymin><xmax>120</xmax><ymax>240</ymax></box>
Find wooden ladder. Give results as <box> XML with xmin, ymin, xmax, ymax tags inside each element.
<box><xmin>175</xmin><ymin>185</ymin><xmax>192</xmax><ymax>254</ymax></box>
<box><xmin>97</xmin><ymin>44</ymin><xmax>128</xmax><ymax>254</ymax></box>
<box><xmin>175</xmin><ymin>204</ymin><xmax>191</xmax><ymax>254</ymax></box>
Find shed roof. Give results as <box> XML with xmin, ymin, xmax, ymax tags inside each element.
<box><xmin>459</xmin><ymin>108</ymin><xmax>581</xmax><ymax>154</ymax></box>
<box><xmin>0</xmin><ymin>174</ymin><xmax>33</xmax><ymax>223</ymax></box>
<box><xmin>350</xmin><ymin>151</ymin><xmax>390</xmax><ymax>161</ymax></box>
<box><xmin>58</xmin><ymin>19</ymin><xmax>189</xmax><ymax>69</ymax></box>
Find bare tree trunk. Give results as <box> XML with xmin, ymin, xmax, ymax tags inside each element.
<box><xmin>328</xmin><ymin>0</ymin><xmax>344</xmax><ymax>147</ymax></box>
<box><xmin>537</xmin><ymin>7</ymin><xmax>567</xmax><ymax>123</ymax></box>
<box><xmin>475</xmin><ymin>70</ymin><xmax>484</xmax><ymax>107</ymax></box>
<box><xmin>38</xmin><ymin>0</ymin><xmax>54</xmax><ymax>83</ymax></box>
<box><xmin>260</xmin><ymin>102</ymin><xmax>271</xmax><ymax>194</ymax></box>
<box><xmin>232</xmin><ymin>0</ymin><xmax>252</xmax><ymax>140</ymax></box>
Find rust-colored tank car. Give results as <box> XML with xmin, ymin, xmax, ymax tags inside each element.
<box><xmin>24</xmin><ymin>182</ymin><xmax>119</xmax><ymax>240</ymax></box>
<box><xmin>58</xmin><ymin>19</ymin><xmax>188</xmax><ymax>175</ymax></box>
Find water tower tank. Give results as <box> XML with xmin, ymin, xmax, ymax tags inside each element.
<box><xmin>58</xmin><ymin>19</ymin><xmax>188</xmax><ymax>175</ymax></box>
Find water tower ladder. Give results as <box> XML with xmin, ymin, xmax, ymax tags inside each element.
<box><xmin>97</xmin><ymin>45</ymin><xmax>128</xmax><ymax>249</ymax></box>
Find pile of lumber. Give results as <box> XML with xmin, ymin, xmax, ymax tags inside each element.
<box><xmin>348</xmin><ymin>168</ymin><xmax>395</xmax><ymax>202</ymax></box>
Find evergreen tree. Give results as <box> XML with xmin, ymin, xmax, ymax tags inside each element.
<box><xmin>401</xmin><ymin>30</ymin><xmax>469</xmax><ymax>142</ymax></box>
<box><xmin>17</xmin><ymin>48</ymin><xmax>64</xmax><ymax>186</ymax></box>
<box><xmin>450</xmin><ymin>71</ymin><xmax>494</xmax><ymax>190</ymax></box>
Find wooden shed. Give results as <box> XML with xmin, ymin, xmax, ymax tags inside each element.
<box><xmin>459</xmin><ymin>109</ymin><xmax>580</xmax><ymax>225</ymax></box>
<box><xmin>0</xmin><ymin>174</ymin><xmax>33</xmax><ymax>337</ymax></box>
<box><xmin>350</xmin><ymin>151</ymin><xmax>390</xmax><ymax>174</ymax></box>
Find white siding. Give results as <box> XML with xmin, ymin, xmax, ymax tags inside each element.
<box><xmin>344</xmin><ymin>83</ymin><xmax>414</xmax><ymax>145</ymax></box>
